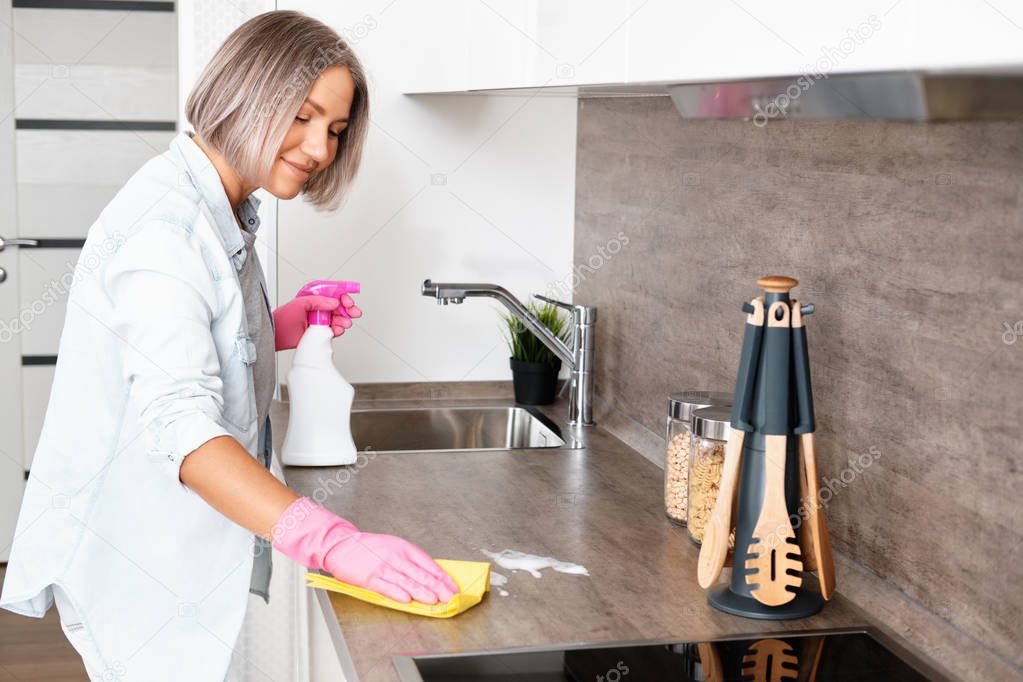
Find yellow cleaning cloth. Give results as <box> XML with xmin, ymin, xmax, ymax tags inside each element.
<box><xmin>304</xmin><ymin>559</ymin><xmax>491</xmax><ymax>618</ymax></box>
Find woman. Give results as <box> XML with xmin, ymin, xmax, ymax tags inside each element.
<box><xmin>0</xmin><ymin>11</ymin><xmax>456</xmax><ymax>681</ymax></box>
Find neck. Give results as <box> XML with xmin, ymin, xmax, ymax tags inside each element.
<box><xmin>191</xmin><ymin>134</ymin><xmax>259</xmax><ymax>214</ymax></box>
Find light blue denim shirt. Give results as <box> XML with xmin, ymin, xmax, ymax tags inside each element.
<box><xmin>0</xmin><ymin>131</ymin><xmax>274</xmax><ymax>681</ymax></box>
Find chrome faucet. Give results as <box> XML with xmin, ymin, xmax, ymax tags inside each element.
<box><xmin>421</xmin><ymin>279</ymin><xmax>597</xmax><ymax>426</ymax></box>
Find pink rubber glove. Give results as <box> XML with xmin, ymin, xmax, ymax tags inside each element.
<box><xmin>271</xmin><ymin>497</ymin><xmax>459</xmax><ymax>604</ymax></box>
<box><xmin>273</xmin><ymin>294</ymin><xmax>363</xmax><ymax>351</ymax></box>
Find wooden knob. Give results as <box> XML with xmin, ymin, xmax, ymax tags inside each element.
<box><xmin>756</xmin><ymin>276</ymin><xmax>798</xmax><ymax>293</ymax></box>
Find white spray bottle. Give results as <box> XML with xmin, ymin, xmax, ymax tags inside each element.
<box><xmin>281</xmin><ymin>279</ymin><xmax>361</xmax><ymax>467</ymax></box>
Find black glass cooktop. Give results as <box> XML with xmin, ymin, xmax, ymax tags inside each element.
<box><xmin>393</xmin><ymin>628</ymin><xmax>947</xmax><ymax>681</ymax></box>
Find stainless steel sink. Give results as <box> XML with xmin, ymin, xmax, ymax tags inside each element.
<box><xmin>350</xmin><ymin>406</ymin><xmax>567</xmax><ymax>453</ymax></box>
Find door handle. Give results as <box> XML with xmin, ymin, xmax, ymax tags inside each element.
<box><xmin>0</xmin><ymin>236</ymin><xmax>39</xmax><ymax>251</ymax></box>
<box><xmin>0</xmin><ymin>267</ymin><xmax>6</xmax><ymax>283</ymax></box>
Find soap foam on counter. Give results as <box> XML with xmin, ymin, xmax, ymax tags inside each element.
<box><xmin>490</xmin><ymin>571</ymin><xmax>510</xmax><ymax>596</ymax></box>
<box><xmin>482</xmin><ymin>549</ymin><xmax>589</xmax><ymax>579</ymax></box>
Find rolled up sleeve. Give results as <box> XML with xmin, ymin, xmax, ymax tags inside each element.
<box><xmin>103</xmin><ymin>220</ymin><xmax>233</xmax><ymax>491</ymax></box>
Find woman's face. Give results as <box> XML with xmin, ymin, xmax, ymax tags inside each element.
<box><xmin>265</xmin><ymin>64</ymin><xmax>355</xmax><ymax>199</ymax></box>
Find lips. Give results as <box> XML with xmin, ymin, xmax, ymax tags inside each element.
<box><xmin>283</xmin><ymin>158</ymin><xmax>313</xmax><ymax>179</ymax></box>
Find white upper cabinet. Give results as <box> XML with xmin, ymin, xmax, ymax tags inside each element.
<box><xmin>467</xmin><ymin>0</ymin><xmax>629</xmax><ymax>90</ymax></box>
<box><xmin>628</xmin><ymin>0</ymin><xmax>1023</xmax><ymax>82</ymax></box>
<box><xmin>402</xmin><ymin>0</ymin><xmax>629</xmax><ymax>92</ymax></box>
<box><xmin>403</xmin><ymin>0</ymin><xmax>1023</xmax><ymax>93</ymax></box>
<box><xmin>915</xmin><ymin>0</ymin><xmax>1023</xmax><ymax>71</ymax></box>
<box><xmin>400</xmin><ymin>1</ymin><xmax>471</xmax><ymax>92</ymax></box>
<box><xmin>627</xmin><ymin>0</ymin><xmax>906</xmax><ymax>83</ymax></box>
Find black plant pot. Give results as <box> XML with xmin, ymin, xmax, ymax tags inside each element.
<box><xmin>510</xmin><ymin>357</ymin><xmax>562</xmax><ymax>405</ymax></box>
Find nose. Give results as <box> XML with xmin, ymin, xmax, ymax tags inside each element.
<box><xmin>300</xmin><ymin>127</ymin><xmax>331</xmax><ymax>167</ymax></box>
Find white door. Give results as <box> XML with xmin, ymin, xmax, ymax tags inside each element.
<box><xmin>0</xmin><ymin>0</ymin><xmax>25</xmax><ymax>563</ymax></box>
<box><xmin>0</xmin><ymin>0</ymin><xmax>179</xmax><ymax>560</ymax></box>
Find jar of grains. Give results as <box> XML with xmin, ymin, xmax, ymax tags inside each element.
<box><xmin>664</xmin><ymin>391</ymin><xmax>731</xmax><ymax>525</ymax></box>
<box><xmin>687</xmin><ymin>405</ymin><xmax>735</xmax><ymax>547</ymax></box>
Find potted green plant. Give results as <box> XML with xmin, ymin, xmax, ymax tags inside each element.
<box><xmin>501</xmin><ymin>300</ymin><xmax>571</xmax><ymax>405</ymax></box>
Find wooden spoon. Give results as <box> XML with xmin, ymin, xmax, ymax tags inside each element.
<box><xmin>800</xmin><ymin>636</ymin><xmax>826</xmax><ymax>682</ymax></box>
<box><xmin>797</xmin><ymin>443</ymin><xmax>818</xmax><ymax>573</ymax></box>
<box><xmin>697</xmin><ymin>642</ymin><xmax>724</xmax><ymax>682</ymax></box>
<box><xmin>697</xmin><ymin>427</ymin><xmax>745</xmax><ymax>589</ymax></box>
<box><xmin>698</xmin><ymin>297</ymin><xmax>763</xmax><ymax>589</ymax></box>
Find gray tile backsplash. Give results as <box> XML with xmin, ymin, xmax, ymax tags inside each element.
<box><xmin>574</xmin><ymin>96</ymin><xmax>1023</xmax><ymax>671</ymax></box>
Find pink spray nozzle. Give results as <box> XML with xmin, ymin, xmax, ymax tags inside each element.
<box><xmin>296</xmin><ymin>279</ymin><xmax>361</xmax><ymax>326</ymax></box>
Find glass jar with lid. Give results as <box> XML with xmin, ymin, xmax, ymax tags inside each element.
<box><xmin>664</xmin><ymin>391</ymin><xmax>731</xmax><ymax>525</ymax></box>
<box><xmin>687</xmin><ymin>405</ymin><xmax>734</xmax><ymax>546</ymax></box>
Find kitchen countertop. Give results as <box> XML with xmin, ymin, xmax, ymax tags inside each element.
<box><xmin>274</xmin><ymin>394</ymin><xmax>933</xmax><ymax>682</ymax></box>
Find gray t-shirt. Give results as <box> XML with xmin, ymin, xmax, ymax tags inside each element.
<box><xmin>236</xmin><ymin>218</ymin><xmax>276</xmax><ymax>603</ymax></box>
<box><xmin>236</xmin><ymin>225</ymin><xmax>275</xmax><ymax>437</ymax></box>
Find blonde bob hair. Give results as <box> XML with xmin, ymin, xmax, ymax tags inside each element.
<box><xmin>185</xmin><ymin>10</ymin><xmax>369</xmax><ymax>211</ymax></box>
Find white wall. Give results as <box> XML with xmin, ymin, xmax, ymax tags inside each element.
<box><xmin>178</xmin><ymin>0</ymin><xmax>281</xmax><ymax>327</ymax></box>
<box><xmin>277</xmin><ymin>1</ymin><xmax>578</xmax><ymax>384</ymax></box>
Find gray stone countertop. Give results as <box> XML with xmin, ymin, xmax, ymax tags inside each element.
<box><xmin>273</xmin><ymin>395</ymin><xmax>917</xmax><ymax>682</ymax></box>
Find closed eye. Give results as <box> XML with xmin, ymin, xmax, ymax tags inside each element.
<box><xmin>297</xmin><ymin>115</ymin><xmax>342</xmax><ymax>138</ymax></box>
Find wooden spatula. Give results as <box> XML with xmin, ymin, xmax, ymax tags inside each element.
<box><xmin>745</xmin><ymin>434</ymin><xmax>803</xmax><ymax>605</ymax></box>
<box><xmin>741</xmin><ymin>638</ymin><xmax>799</xmax><ymax>682</ymax></box>
<box><xmin>799</xmin><ymin>432</ymin><xmax>835</xmax><ymax>600</ymax></box>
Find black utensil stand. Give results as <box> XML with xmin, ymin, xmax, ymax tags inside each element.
<box><xmin>708</xmin><ymin>277</ymin><xmax>825</xmax><ymax>619</ymax></box>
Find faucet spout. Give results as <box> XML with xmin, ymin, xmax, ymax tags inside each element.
<box><xmin>422</xmin><ymin>279</ymin><xmax>596</xmax><ymax>426</ymax></box>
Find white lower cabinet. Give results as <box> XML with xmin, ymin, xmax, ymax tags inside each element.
<box><xmin>308</xmin><ymin>590</ymin><xmax>350</xmax><ymax>682</ymax></box>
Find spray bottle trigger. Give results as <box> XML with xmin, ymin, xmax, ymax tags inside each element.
<box><xmin>296</xmin><ymin>280</ymin><xmax>361</xmax><ymax>327</ymax></box>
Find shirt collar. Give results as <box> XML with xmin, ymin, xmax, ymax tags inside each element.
<box><xmin>170</xmin><ymin>131</ymin><xmax>263</xmax><ymax>271</ymax></box>
<box><xmin>238</xmin><ymin>194</ymin><xmax>262</xmax><ymax>235</ymax></box>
